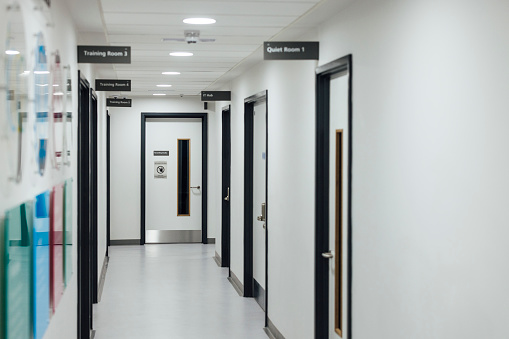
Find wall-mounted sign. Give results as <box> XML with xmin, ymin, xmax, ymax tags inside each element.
<box><xmin>263</xmin><ymin>41</ymin><xmax>319</xmax><ymax>60</ymax></box>
<box><xmin>201</xmin><ymin>91</ymin><xmax>231</xmax><ymax>101</ymax></box>
<box><xmin>154</xmin><ymin>161</ymin><xmax>167</xmax><ymax>179</ymax></box>
<box><xmin>106</xmin><ymin>99</ymin><xmax>132</xmax><ymax>107</ymax></box>
<box><xmin>77</xmin><ymin>46</ymin><xmax>131</xmax><ymax>64</ymax></box>
<box><xmin>95</xmin><ymin>79</ymin><xmax>131</xmax><ymax>91</ymax></box>
<box><xmin>154</xmin><ymin>151</ymin><xmax>169</xmax><ymax>156</ymax></box>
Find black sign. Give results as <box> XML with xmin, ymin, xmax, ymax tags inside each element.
<box><xmin>96</xmin><ymin>79</ymin><xmax>131</xmax><ymax>91</ymax></box>
<box><xmin>44</xmin><ymin>0</ymin><xmax>50</xmax><ymax>7</ymax></box>
<box><xmin>263</xmin><ymin>42</ymin><xmax>319</xmax><ymax>60</ymax></box>
<box><xmin>201</xmin><ymin>91</ymin><xmax>231</xmax><ymax>101</ymax></box>
<box><xmin>78</xmin><ymin>46</ymin><xmax>131</xmax><ymax>64</ymax></box>
<box><xmin>154</xmin><ymin>151</ymin><xmax>170</xmax><ymax>156</ymax></box>
<box><xmin>106</xmin><ymin>99</ymin><xmax>132</xmax><ymax>107</ymax></box>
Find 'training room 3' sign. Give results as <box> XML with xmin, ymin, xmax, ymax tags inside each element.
<box><xmin>78</xmin><ymin>46</ymin><xmax>131</xmax><ymax>64</ymax></box>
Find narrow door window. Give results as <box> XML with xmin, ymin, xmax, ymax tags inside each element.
<box><xmin>177</xmin><ymin>139</ymin><xmax>190</xmax><ymax>216</ymax></box>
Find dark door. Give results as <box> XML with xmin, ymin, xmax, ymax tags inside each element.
<box><xmin>77</xmin><ymin>71</ymin><xmax>92</xmax><ymax>339</ymax></box>
<box><xmin>221</xmin><ymin>106</ymin><xmax>231</xmax><ymax>267</ymax></box>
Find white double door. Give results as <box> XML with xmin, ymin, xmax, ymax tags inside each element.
<box><xmin>145</xmin><ymin>118</ymin><xmax>202</xmax><ymax>243</ymax></box>
<box><xmin>328</xmin><ymin>73</ymin><xmax>349</xmax><ymax>338</ymax></box>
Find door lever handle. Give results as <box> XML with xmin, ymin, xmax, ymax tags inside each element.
<box><xmin>224</xmin><ymin>187</ymin><xmax>230</xmax><ymax>201</ymax></box>
<box><xmin>257</xmin><ymin>202</ymin><xmax>266</xmax><ymax>222</ymax></box>
<box><xmin>190</xmin><ymin>185</ymin><xmax>201</xmax><ymax>189</ymax></box>
<box><xmin>322</xmin><ymin>251</ymin><xmax>334</xmax><ymax>259</ymax></box>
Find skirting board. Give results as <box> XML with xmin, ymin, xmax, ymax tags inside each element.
<box><xmin>97</xmin><ymin>255</ymin><xmax>109</xmax><ymax>303</ymax></box>
<box><xmin>228</xmin><ymin>270</ymin><xmax>244</xmax><ymax>297</ymax></box>
<box><xmin>254</xmin><ymin>279</ymin><xmax>266</xmax><ymax>312</ymax></box>
<box><xmin>264</xmin><ymin>318</ymin><xmax>286</xmax><ymax>339</ymax></box>
<box><xmin>110</xmin><ymin>239</ymin><xmax>140</xmax><ymax>246</ymax></box>
<box><xmin>207</xmin><ymin>238</ymin><xmax>216</xmax><ymax>244</ymax></box>
<box><xmin>213</xmin><ymin>252</ymin><xmax>222</xmax><ymax>267</ymax></box>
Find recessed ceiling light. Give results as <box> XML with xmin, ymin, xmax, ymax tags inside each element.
<box><xmin>170</xmin><ymin>52</ymin><xmax>193</xmax><ymax>57</ymax></box>
<box><xmin>5</xmin><ymin>50</ymin><xmax>20</xmax><ymax>55</ymax></box>
<box><xmin>157</xmin><ymin>84</ymin><xmax>172</xmax><ymax>87</ymax></box>
<box><xmin>162</xmin><ymin>71</ymin><xmax>181</xmax><ymax>75</ymax></box>
<box><xmin>183</xmin><ymin>18</ymin><xmax>216</xmax><ymax>25</ymax></box>
<box><xmin>153</xmin><ymin>93</ymin><xmax>166</xmax><ymax>96</ymax></box>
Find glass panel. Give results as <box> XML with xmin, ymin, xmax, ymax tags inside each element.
<box><xmin>63</xmin><ymin>179</ymin><xmax>73</xmax><ymax>286</ymax></box>
<box><xmin>0</xmin><ymin>3</ymin><xmax>28</xmax><ymax>187</ymax></box>
<box><xmin>33</xmin><ymin>192</ymin><xmax>50</xmax><ymax>339</ymax></box>
<box><xmin>4</xmin><ymin>201</ymin><xmax>33</xmax><ymax>339</ymax></box>
<box><xmin>0</xmin><ymin>217</ymin><xmax>5</xmax><ymax>339</ymax></box>
<box><xmin>34</xmin><ymin>32</ymin><xmax>49</xmax><ymax>176</ymax></box>
<box><xmin>63</xmin><ymin>67</ymin><xmax>72</xmax><ymax>167</ymax></box>
<box><xmin>177</xmin><ymin>139</ymin><xmax>190</xmax><ymax>216</ymax></box>
<box><xmin>50</xmin><ymin>184</ymin><xmax>64</xmax><ymax>314</ymax></box>
<box><xmin>50</xmin><ymin>51</ymin><xmax>64</xmax><ymax>170</ymax></box>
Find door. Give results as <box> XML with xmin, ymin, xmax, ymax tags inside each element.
<box><xmin>253</xmin><ymin>101</ymin><xmax>267</xmax><ymax>310</ymax></box>
<box><xmin>221</xmin><ymin>107</ymin><xmax>231</xmax><ymax>267</ymax></box>
<box><xmin>327</xmin><ymin>72</ymin><xmax>349</xmax><ymax>337</ymax></box>
<box><xmin>145</xmin><ymin>118</ymin><xmax>203</xmax><ymax>243</ymax></box>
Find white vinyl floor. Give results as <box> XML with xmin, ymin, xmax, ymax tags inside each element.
<box><xmin>93</xmin><ymin>244</ymin><xmax>268</xmax><ymax>339</ymax></box>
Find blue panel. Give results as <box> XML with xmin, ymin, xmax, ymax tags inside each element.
<box><xmin>4</xmin><ymin>202</ymin><xmax>33</xmax><ymax>339</ymax></box>
<box><xmin>33</xmin><ymin>192</ymin><xmax>50</xmax><ymax>339</ymax></box>
<box><xmin>0</xmin><ymin>217</ymin><xmax>5</xmax><ymax>339</ymax></box>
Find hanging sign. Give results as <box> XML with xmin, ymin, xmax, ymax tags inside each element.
<box><xmin>106</xmin><ymin>98</ymin><xmax>132</xmax><ymax>107</ymax></box>
<box><xmin>263</xmin><ymin>41</ymin><xmax>319</xmax><ymax>60</ymax></box>
<box><xmin>154</xmin><ymin>151</ymin><xmax>169</xmax><ymax>156</ymax></box>
<box><xmin>154</xmin><ymin>161</ymin><xmax>167</xmax><ymax>179</ymax></box>
<box><xmin>201</xmin><ymin>91</ymin><xmax>231</xmax><ymax>101</ymax></box>
<box><xmin>95</xmin><ymin>79</ymin><xmax>131</xmax><ymax>91</ymax></box>
<box><xmin>77</xmin><ymin>46</ymin><xmax>131</xmax><ymax>64</ymax></box>
<box><xmin>44</xmin><ymin>0</ymin><xmax>51</xmax><ymax>7</ymax></box>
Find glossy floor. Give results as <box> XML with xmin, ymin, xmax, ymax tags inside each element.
<box><xmin>93</xmin><ymin>244</ymin><xmax>267</xmax><ymax>339</ymax></box>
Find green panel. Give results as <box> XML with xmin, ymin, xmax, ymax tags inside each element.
<box><xmin>64</xmin><ymin>179</ymin><xmax>73</xmax><ymax>286</ymax></box>
<box><xmin>5</xmin><ymin>202</ymin><xmax>33</xmax><ymax>339</ymax></box>
<box><xmin>0</xmin><ymin>217</ymin><xmax>5</xmax><ymax>339</ymax></box>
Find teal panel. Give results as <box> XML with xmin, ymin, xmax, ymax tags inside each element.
<box><xmin>5</xmin><ymin>202</ymin><xmax>33</xmax><ymax>339</ymax></box>
<box><xmin>33</xmin><ymin>192</ymin><xmax>50</xmax><ymax>339</ymax></box>
<box><xmin>0</xmin><ymin>217</ymin><xmax>5</xmax><ymax>339</ymax></box>
<box><xmin>64</xmin><ymin>179</ymin><xmax>73</xmax><ymax>286</ymax></box>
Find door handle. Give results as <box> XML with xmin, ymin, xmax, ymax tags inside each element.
<box><xmin>322</xmin><ymin>251</ymin><xmax>334</xmax><ymax>259</ymax></box>
<box><xmin>224</xmin><ymin>187</ymin><xmax>230</xmax><ymax>201</ymax></box>
<box><xmin>257</xmin><ymin>203</ymin><xmax>266</xmax><ymax>222</ymax></box>
<box><xmin>190</xmin><ymin>185</ymin><xmax>201</xmax><ymax>189</ymax></box>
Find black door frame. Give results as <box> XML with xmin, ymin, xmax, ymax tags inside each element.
<box><xmin>221</xmin><ymin>105</ymin><xmax>231</xmax><ymax>268</ymax></box>
<box><xmin>243</xmin><ymin>90</ymin><xmax>269</xmax><ymax>327</ymax></box>
<box><xmin>77</xmin><ymin>71</ymin><xmax>92</xmax><ymax>339</ymax></box>
<box><xmin>140</xmin><ymin>113</ymin><xmax>209</xmax><ymax>245</ymax></box>
<box><xmin>315</xmin><ymin>55</ymin><xmax>353</xmax><ymax>339</ymax></box>
<box><xmin>90</xmin><ymin>89</ymin><xmax>98</xmax><ymax>304</ymax></box>
<box><xmin>106</xmin><ymin>111</ymin><xmax>110</xmax><ymax>255</ymax></box>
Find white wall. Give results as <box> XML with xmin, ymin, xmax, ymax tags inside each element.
<box><xmin>0</xmin><ymin>0</ymin><xmax>80</xmax><ymax>338</ymax></box>
<box><xmin>109</xmin><ymin>97</ymin><xmax>218</xmax><ymax>241</ymax></box>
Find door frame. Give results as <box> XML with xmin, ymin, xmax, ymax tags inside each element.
<box><xmin>315</xmin><ymin>55</ymin><xmax>353</xmax><ymax>339</ymax></box>
<box><xmin>90</xmin><ymin>89</ymin><xmax>98</xmax><ymax>304</ymax></box>
<box><xmin>140</xmin><ymin>113</ymin><xmax>209</xmax><ymax>245</ymax></box>
<box><xmin>77</xmin><ymin>71</ymin><xmax>93</xmax><ymax>339</ymax></box>
<box><xmin>221</xmin><ymin>105</ymin><xmax>231</xmax><ymax>268</ymax></box>
<box><xmin>243</xmin><ymin>90</ymin><xmax>269</xmax><ymax>326</ymax></box>
<box><xmin>106</xmin><ymin>110</ymin><xmax>110</xmax><ymax>255</ymax></box>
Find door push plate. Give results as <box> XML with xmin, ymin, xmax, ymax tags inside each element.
<box><xmin>257</xmin><ymin>203</ymin><xmax>266</xmax><ymax>222</ymax></box>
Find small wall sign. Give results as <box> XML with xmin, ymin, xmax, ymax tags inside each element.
<box><xmin>154</xmin><ymin>151</ymin><xmax>169</xmax><ymax>156</ymax></box>
<box><xmin>263</xmin><ymin>41</ymin><xmax>319</xmax><ymax>60</ymax></box>
<box><xmin>154</xmin><ymin>161</ymin><xmax>167</xmax><ymax>179</ymax></box>
<box><xmin>106</xmin><ymin>99</ymin><xmax>132</xmax><ymax>107</ymax></box>
<box><xmin>201</xmin><ymin>91</ymin><xmax>231</xmax><ymax>101</ymax></box>
<box><xmin>78</xmin><ymin>45</ymin><xmax>131</xmax><ymax>64</ymax></box>
<box><xmin>95</xmin><ymin>79</ymin><xmax>131</xmax><ymax>91</ymax></box>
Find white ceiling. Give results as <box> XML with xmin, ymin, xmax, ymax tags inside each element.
<box><xmin>68</xmin><ymin>0</ymin><xmax>352</xmax><ymax>98</ymax></box>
